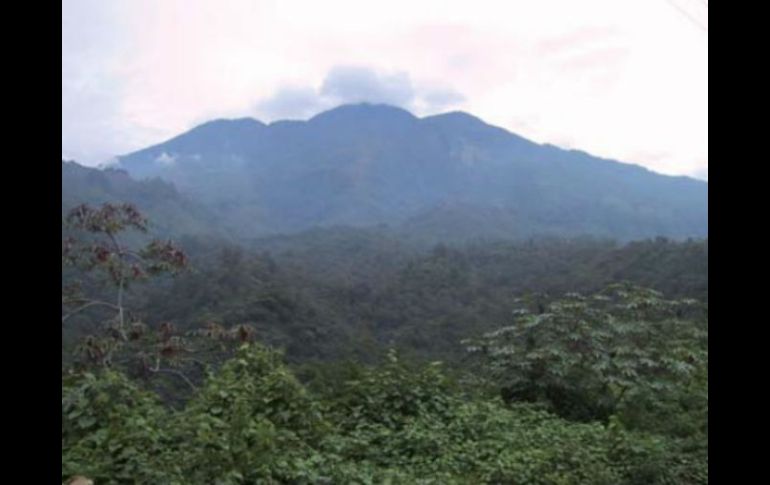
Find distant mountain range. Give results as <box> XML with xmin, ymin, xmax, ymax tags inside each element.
<box><xmin>63</xmin><ymin>103</ymin><xmax>707</xmax><ymax>242</ymax></box>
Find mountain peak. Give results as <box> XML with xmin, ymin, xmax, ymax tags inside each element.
<box><xmin>309</xmin><ymin>103</ymin><xmax>417</xmax><ymax>124</ymax></box>
<box><xmin>189</xmin><ymin>117</ymin><xmax>266</xmax><ymax>133</ymax></box>
<box><xmin>422</xmin><ymin>110</ymin><xmax>486</xmax><ymax>125</ymax></box>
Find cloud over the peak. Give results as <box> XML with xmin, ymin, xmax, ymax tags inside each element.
<box><xmin>253</xmin><ymin>65</ymin><xmax>465</xmax><ymax>121</ymax></box>
<box><xmin>321</xmin><ymin>66</ymin><xmax>415</xmax><ymax>107</ymax></box>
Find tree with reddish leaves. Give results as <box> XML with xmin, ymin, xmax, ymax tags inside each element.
<box><xmin>62</xmin><ymin>203</ymin><xmax>257</xmax><ymax>400</ymax></box>
<box><xmin>62</xmin><ymin>203</ymin><xmax>196</xmax><ymax>389</ymax></box>
<box><xmin>62</xmin><ymin>203</ymin><xmax>187</xmax><ymax>336</ymax></box>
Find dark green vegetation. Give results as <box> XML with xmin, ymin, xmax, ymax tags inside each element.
<box><xmin>62</xmin><ymin>203</ymin><xmax>707</xmax><ymax>484</ymax></box>
<box><xmin>64</xmin><ymin>219</ymin><xmax>707</xmax><ymax>365</ymax></box>
<box><xmin>63</xmin><ymin>336</ymin><xmax>706</xmax><ymax>484</ymax></box>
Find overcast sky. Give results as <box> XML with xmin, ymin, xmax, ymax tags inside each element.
<box><xmin>62</xmin><ymin>0</ymin><xmax>708</xmax><ymax>180</ymax></box>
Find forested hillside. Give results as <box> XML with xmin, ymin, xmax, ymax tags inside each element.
<box><xmin>64</xmin><ymin>220</ymin><xmax>707</xmax><ymax>365</ymax></box>
<box><xmin>62</xmin><ymin>192</ymin><xmax>707</xmax><ymax>485</ymax></box>
<box><xmin>62</xmin><ymin>161</ymin><xmax>223</xmax><ymax>240</ymax></box>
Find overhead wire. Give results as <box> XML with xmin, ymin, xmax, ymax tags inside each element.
<box><xmin>665</xmin><ymin>0</ymin><xmax>708</xmax><ymax>32</ymax></box>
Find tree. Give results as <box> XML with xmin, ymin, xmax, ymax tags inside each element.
<box><xmin>62</xmin><ymin>203</ymin><xmax>218</xmax><ymax>396</ymax></box>
<box><xmin>62</xmin><ymin>203</ymin><xmax>187</xmax><ymax>334</ymax></box>
<box><xmin>466</xmin><ymin>283</ymin><xmax>708</xmax><ymax>423</ymax></box>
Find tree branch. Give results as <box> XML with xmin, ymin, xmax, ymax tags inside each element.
<box><xmin>107</xmin><ymin>232</ymin><xmax>128</xmax><ymax>340</ymax></box>
<box><xmin>62</xmin><ymin>300</ymin><xmax>120</xmax><ymax>322</ymax></box>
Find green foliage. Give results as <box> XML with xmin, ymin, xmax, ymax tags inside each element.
<box><xmin>174</xmin><ymin>343</ymin><xmax>329</xmax><ymax>484</ymax></box>
<box><xmin>61</xmin><ymin>370</ymin><xmax>182</xmax><ymax>483</ymax></box>
<box><xmin>63</xmin><ymin>342</ymin><xmax>705</xmax><ymax>484</ymax></box>
<box><xmin>467</xmin><ymin>283</ymin><xmax>707</xmax><ymax>423</ymax></box>
<box><xmin>61</xmin><ymin>205</ymin><xmax>707</xmax><ymax>484</ymax></box>
<box><xmin>103</xmin><ymin>234</ymin><xmax>708</xmax><ymax>368</ymax></box>
<box><xmin>319</xmin><ymin>356</ymin><xmax>626</xmax><ymax>484</ymax></box>
<box><xmin>330</xmin><ymin>350</ymin><xmax>455</xmax><ymax>430</ymax></box>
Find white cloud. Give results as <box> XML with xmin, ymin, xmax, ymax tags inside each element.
<box><xmin>320</xmin><ymin>66</ymin><xmax>415</xmax><ymax>107</ymax></box>
<box><xmin>253</xmin><ymin>65</ymin><xmax>465</xmax><ymax>121</ymax></box>
<box><xmin>154</xmin><ymin>152</ymin><xmax>177</xmax><ymax>166</ymax></box>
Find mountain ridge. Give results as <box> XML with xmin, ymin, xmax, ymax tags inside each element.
<box><xmin>86</xmin><ymin>103</ymin><xmax>706</xmax><ymax>242</ymax></box>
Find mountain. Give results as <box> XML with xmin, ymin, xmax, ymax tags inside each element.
<box><xmin>62</xmin><ymin>160</ymin><xmax>222</xmax><ymax>240</ymax></box>
<box><xmin>112</xmin><ymin>103</ymin><xmax>707</xmax><ymax>241</ymax></box>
